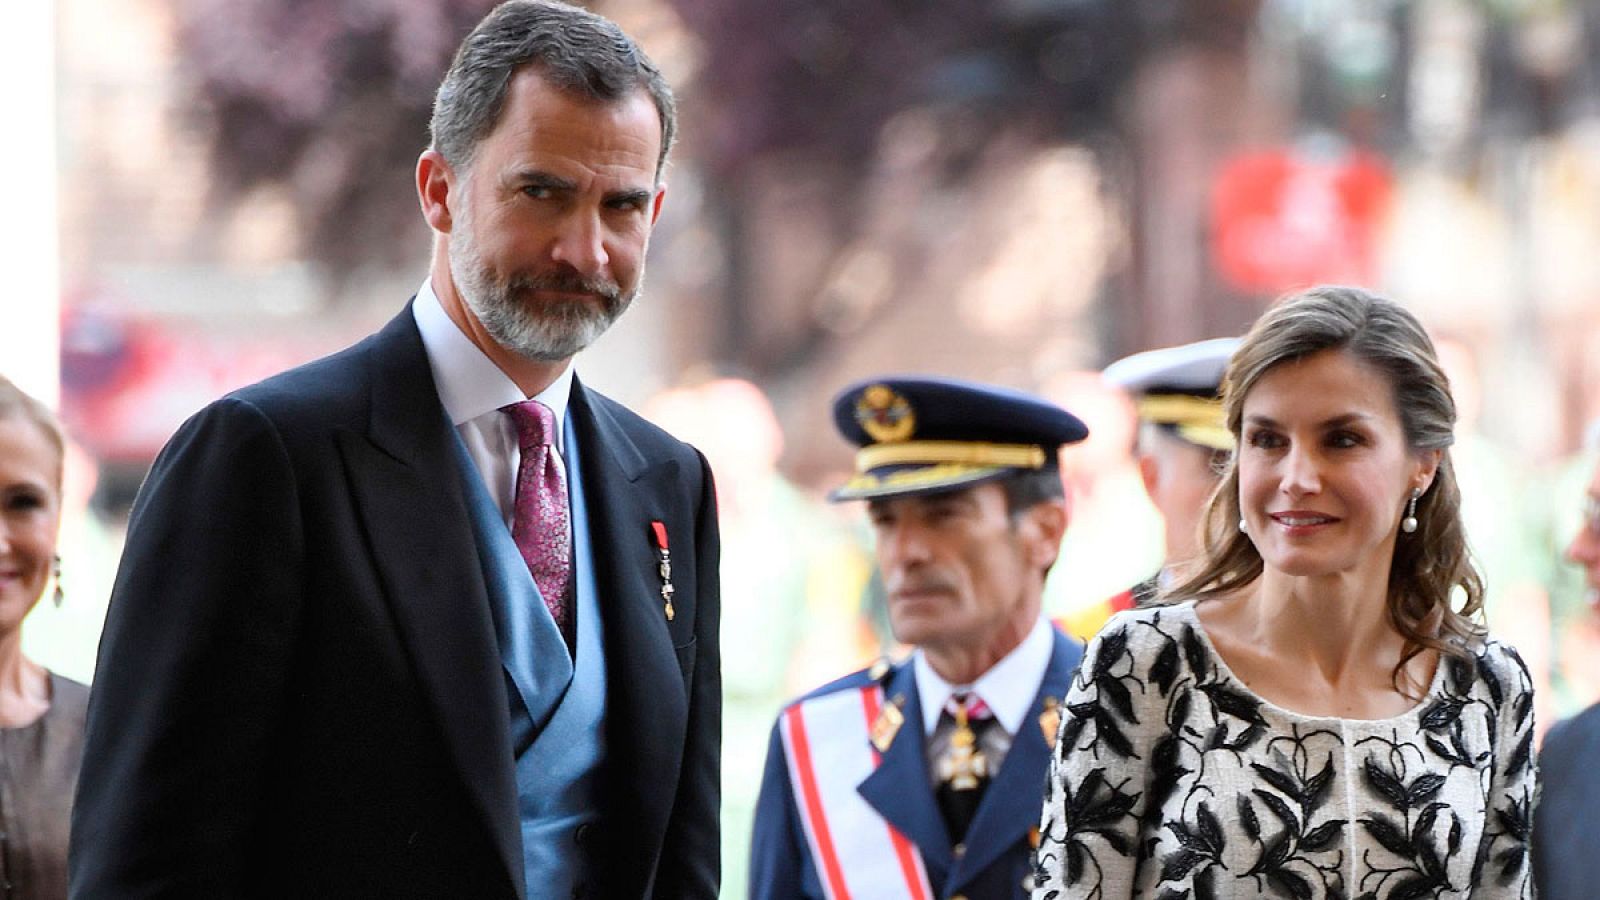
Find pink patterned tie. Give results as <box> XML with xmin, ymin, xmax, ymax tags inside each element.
<box><xmin>503</xmin><ymin>400</ymin><xmax>572</xmax><ymax>642</ymax></box>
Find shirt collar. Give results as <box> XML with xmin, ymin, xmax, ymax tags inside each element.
<box><xmin>412</xmin><ymin>277</ymin><xmax>574</xmax><ymax>450</ymax></box>
<box><xmin>912</xmin><ymin>616</ymin><xmax>1054</xmax><ymax>737</ymax></box>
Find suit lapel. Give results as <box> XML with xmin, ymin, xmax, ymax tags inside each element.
<box><xmin>857</xmin><ymin>663</ymin><xmax>953</xmax><ymax>887</ymax></box>
<box><xmin>947</xmin><ymin>630</ymin><xmax>1083</xmax><ymax>890</ymax></box>
<box><xmin>335</xmin><ymin>308</ymin><xmax>524</xmax><ymax>897</ymax></box>
<box><xmin>569</xmin><ymin>380</ymin><xmax>688</xmax><ymax>893</ymax></box>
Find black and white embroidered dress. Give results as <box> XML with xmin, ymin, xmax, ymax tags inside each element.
<box><xmin>1033</xmin><ymin>602</ymin><xmax>1535</xmax><ymax>900</ymax></box>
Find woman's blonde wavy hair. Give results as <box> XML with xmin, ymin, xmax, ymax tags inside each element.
<box><xmin>0</xmin><ymin>373</ymin><xmax>64</xmax><ymax>487</ymax></box>
<box><xmin>1168</xmin><ymin>285</ymin><xmax>1486</xmax><ymax>694</ymax></box>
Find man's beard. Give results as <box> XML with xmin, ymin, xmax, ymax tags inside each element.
<box><xmin>448</xmin><ymin>208</ymin><xmax>637</xmax><ymax>363</ymax></box>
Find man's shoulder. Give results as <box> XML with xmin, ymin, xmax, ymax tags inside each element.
<box><xmin>1543</xmin><ymin>700</ymin><xmax>1600</xmax><ymax>760</ymax></box>
<box><xmin>779</xmin><ymin>658</ymin><xmax>901</xmax><ymax>714</ymax></box>
<box><xmin>215</xmin><ymin>312</ymin><xmax>422</xmax><ymax>434</ymax></box>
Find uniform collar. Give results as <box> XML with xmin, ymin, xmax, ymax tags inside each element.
<box><xmin>911</xmin><ymin>616</ymin><xmax>1053</xmax><ymax>737</ymax></box>
<box><xmin>412</xmin><ymin>277</ymin><xmax>574</xmax><ymax>451</ymax></box>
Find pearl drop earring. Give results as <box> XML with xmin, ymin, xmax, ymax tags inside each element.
<box><xmin>1238</xmin><ymin>518</ymin><xmax>1247</xmax><ymax>534</ymax></box>
<box><xmin>1401</xmin><ymin>488</ymin><xmax>1421</xmax><ymax>534</ymax></box>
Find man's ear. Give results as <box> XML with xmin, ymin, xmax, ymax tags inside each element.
<box><xmin>417</xmin><ymin>149</ymin><xmax>457</xmax><ymax>234</ymax></box>
<box><xmin>1023</xmin><ymin>498</ymin><xmax>1069</xmax><ymax>572</ymax></box>
<box><xmin>1137</xmin><ymin>453</ymin><xmax>1160</xmax><ymax>503</ymax></box>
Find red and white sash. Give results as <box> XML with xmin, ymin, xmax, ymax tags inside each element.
<box><xmin>780</xmin><ymin>685</ymin><xmax>935</xmax><ymax>900</ymax></box>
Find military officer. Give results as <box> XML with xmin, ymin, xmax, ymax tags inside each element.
<box><xmin>1058</xmin><ymin>338</ymin><xmax>1238</xmax><ymax>640</ymax></box>
<box><xmin>749</xmin><ymin>377</ymin><xmax>1088</xmax><ymax>900</ymax></box>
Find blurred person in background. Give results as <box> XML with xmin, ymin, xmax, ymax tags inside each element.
<box><xmin>1036</xmin><ymin>286</ymin><xmax>1535</xmax><ymax>899</ymax></box>
<box><xmin>1532</xmin><ymin>422</ymin><xmax>1600</xmax><ymax>900</ymax></box>
<box><xmin>1056</xmin><ymin>338</ymin><xmax>1237</xmax><ymax>639</ymax></box>
<box><xmin>1038</xmin><ymin>372</ymin><xmax>1162</xmax><ymax>634</ymax></box>
<box><xmin>750</xmin><ymin>377</ymin><xmax>1087</xmax><ymax>900</ymax></box>
<box><xmin>70</xmin><ymin>2</ymin><xmax>721</xmax><ymax>898</ymax></box>
<box><xmin>646</xmin><ymin>375</ymin><xmax>869</xmax><ymax>897</ymax></box>
<box><xmin>0</xmin><ymin>374</ymin><xmax>89</xmax><ymax>900</ymax></box>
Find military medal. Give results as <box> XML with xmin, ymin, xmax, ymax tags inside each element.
<box><xmin>650</xmin><ymin>520</ymin><xmax>675</xmax><ymax>621</ymax></box>
<box><xmin>937</xmin><ymin>701</ymin><xmax>989</xmax><ymax>790</ymax></box>
<box><xmin>1039</xmin><ymin>695</ymin><xmax>1061</xmax><ymax>747</ymax></box>
<box><xmin>870</xmin><ymin>693</ymin><xmax>905</xmax><ymax>753</ymax></box>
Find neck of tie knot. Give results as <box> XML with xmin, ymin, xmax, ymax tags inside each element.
<box><xmin>505</xmin><ymin>399</ymin><xmax>556</xmax><ymax>451</ymax></box>
<box><xmin>946</xmin><ymin>692</ymin><xmax>993</xmax><ymax>727</ymax></box>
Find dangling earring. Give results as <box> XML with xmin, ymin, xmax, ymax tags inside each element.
<box><xmin>52</xmin><ymin>554</ymin><xmax>64</xmax><ymax>607</ymax></box>
<box><xmin>1401</xmin><ymin>489</ymin><xmax>1421</xmax><ymax>534</ymax></box>
<box><xmin>1238</xmin><ymin>518</ymin><xmax>1247</xmax><ymax>534</ymax></box>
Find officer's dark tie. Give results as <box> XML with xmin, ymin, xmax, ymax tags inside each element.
<box><xmin>935</xmin><ymin>692</ymin><xmax>995</xmax><ymax>843</ymax></box>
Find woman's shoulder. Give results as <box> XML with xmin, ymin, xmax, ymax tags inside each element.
<box><xmin>1438</xmin><ymin>637</ymin><xmax>1534</xmax><ymax>712</ymax></box>
<box><xmin>47</xmin><ymin>671</ymin><xmax>90</xmax><ymax>721</ymax></box>
<box><xmin>1079</xmin><ymin>600</ymin><xmax>1207</xmax><ymax>676</ymax></box>
<box><xmin>1095</xmin><ymin>599</ymin><xmax>1198</xmax><ymax>640</ymax></box>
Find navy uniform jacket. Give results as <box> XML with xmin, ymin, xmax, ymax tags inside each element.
<box><xmin>749</xmin><ymin>629</ymin><xmax>1083</xmax><ymax>900</ymax></box>
<box><xmin>70</xmin><ymin>307</ymin><xmax>721</xmax><ymax>899</ymax></box>
<box><xmin>1533</xmin><ymin>701</ymin><xmax>1600</xmax><ymax>900</ymax></box>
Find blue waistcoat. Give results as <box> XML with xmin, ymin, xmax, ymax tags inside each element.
<box><xmin>451</xmin><ymin>413</ymin><xmax>607</xmax><ymax>899</ymax></box>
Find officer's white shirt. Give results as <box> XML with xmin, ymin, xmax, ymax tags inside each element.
<box><xmin>913</xmin><ymin>615</ymin><xmax>1054</xmax><ymax>785</ymax></box>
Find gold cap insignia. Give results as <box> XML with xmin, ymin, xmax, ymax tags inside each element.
<box><xmin>855</xmin><ymin>384</ymin><xmax>915</xmax><ymax>444</ymax></box>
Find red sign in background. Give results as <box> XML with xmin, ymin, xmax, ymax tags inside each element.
<box><xmin>1210</xmin><ymin>146</ymin><xmax>1392</xmax><ymax>294</ymax></box>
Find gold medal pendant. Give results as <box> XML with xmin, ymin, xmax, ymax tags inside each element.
<box><xmin>936</xmin><ymin>704</ymin><xmax>989</xmax><ymax>790</ymax></box>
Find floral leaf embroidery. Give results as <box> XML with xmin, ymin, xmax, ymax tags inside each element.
<box><xmin>1182</xmin><ymin>625</ymin><xmax>1207</xmax><ymax>678</ymax></box>
<box><xmin>1250</xmin><ymin>763</ymin><xmax>1302</xmax><ymax>804</ymax></box>
<box><xmin>1362</xmin><ymin>758</ymin><xmax>1408</xmax><ymax>809</ymax></box>
<box><xmin>1299</xmin><ymin>819</ymin><xmax>1347</xmax><ymax>852</ymax></box>
<box><xmin>1095</xmin><ymin>628</ymin><xmax>1129</xmax><ymax>679</ymax></box>
<box><xmin>1238</xmin><ymin>794</ymin><xmax>1261</xmax><ymax>842</ymax></box>
<box><xmin>1360</xmin><ymin>813</ymin><xmax>1412</xmax><ymax>857</ymax></box>
<box><xmin>1477</xmin><ymin>653</ymin><xmax>1504</xmax><ymax>706</ymax></box>
<box><xmin>1505</xmin><ymin>729</ymin><xmax>1533</xmax><ymax>779</ymax></box>
<box><xmin>1151</xmin><ymin>640</ymin><xmax>1180</xmax><ymax>695</ymax></box>
<box><xmin>1266</xmin><ymin>867</ymin><xmax>1313</xmax><ymax>900</ymax></box>
<box><xmin>1252</xmin><ymin>788</ymin><xmax>1301</xmax><ymax>835</ymax></box>
<box><xmin>1405</xmin><ymin>773</ymin><xmax>1447</xmax><ymax>807</ymax></box>
<box><xmin>1199</xmin><ymin>682</ymin><xmax>1266</xmax><ymax>726</ymax></box>
<box><xmin>1418</xmin><ymin>697</ymin><xmax>1466</xmax><ymax>732</ymax></box>
<box><xmin>1196</xmin><ymin>801</ymin><xmax>1226</xmax><ymax>856</ymax></box>
<box><xmin>1100</xmin><ymin>674</ymin><xmax>1139</xmax><ymax>726</ymax></box>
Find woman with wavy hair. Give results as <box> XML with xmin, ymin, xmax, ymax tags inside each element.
<box><xmin>1033</xmin><ymin>286</ymin><xmax>1534</xmax><ymax>899</ymax></box>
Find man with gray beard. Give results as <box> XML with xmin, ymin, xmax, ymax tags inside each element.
<box><xmin>70</xmin><ymin>3</ymin><xmax>721</xmax><ymax>898</ymax></box>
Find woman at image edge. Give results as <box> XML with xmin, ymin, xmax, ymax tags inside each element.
<box><xmin>1033</xmin><ymin>286</ymin><xmax>1534</xmax><ymax>899</ymax></box>
<box><xmin>0</xmin><ymin>375</ymin><xmax>89</xmax><ymax>900</ymax></box>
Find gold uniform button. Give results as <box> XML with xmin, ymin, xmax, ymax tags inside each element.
<box><xmin>952</xmin><ymin>842</ymin><xmax>966</xmax><ymax>858</ymax></box>
<box><xmin>950</xmin><ymin>895</ymin><xmax>968</xmax><ymax>900</ymax></box>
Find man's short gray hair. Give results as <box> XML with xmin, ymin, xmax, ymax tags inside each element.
<box><xmin>429</xmin><ymin>0</ymin><xmax>676</xmax><ymax>180</ymax></box>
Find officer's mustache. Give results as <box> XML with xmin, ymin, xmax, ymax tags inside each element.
<box><xmin>888</xmin><ymin>572</ymin><xmax>960</xmax><ymax>597</ymax></box>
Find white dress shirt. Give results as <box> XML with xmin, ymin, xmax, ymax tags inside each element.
<box><xmin>411</xmin><ymin>277</ymin><xmax>574</xmax><ymax>530</ymax></box>
<box><xmin>914</xmin><ymin>615</ymin><xmax>1055</xmax><ymax>783</ymax></box>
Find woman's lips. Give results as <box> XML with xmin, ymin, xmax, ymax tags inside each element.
<box><xmin>1269</xmin><ymin>511</ymin><xmax>1338</xmax><ymax>534</ymax></box>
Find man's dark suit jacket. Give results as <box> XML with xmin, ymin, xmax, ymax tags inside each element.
<box><xmin>69</xmin><ymin>307</ymin><xmax>721</xmax><ymax>899</ymax></box>
<box><xmin>1534</xmin><ymin>701</ymin><xmax>1600</xmax><ymax>900</ymax></box>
